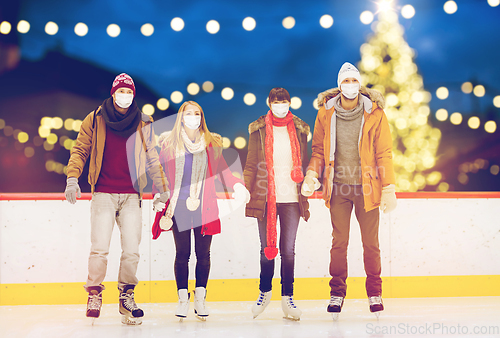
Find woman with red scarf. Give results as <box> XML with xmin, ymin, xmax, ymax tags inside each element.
<box><xmin>152</xmin><ymin>101</ymin><xmax>250</xmax><ymax>321</ymax></box>
<box><xmin>243</xmin><ymin>88</ymin><xmax>311</xmax><ymax>320</ymax></box>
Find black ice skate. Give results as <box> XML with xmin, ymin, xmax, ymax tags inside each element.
<box><xmin>119</xmin><ymin>285</ymin><xmax>144</xmax><ymax>325</ymax></box>
<box><xmin>327</xmin><ymin>296</ymin><xmax>344</xmax><ymax>321</ymax></box>
<box><xmin>86</xmin><ymin>288</ymin><xmax>102</xmax><ymax>325</ymax></box>
<box><xmin>368</xmin><ymin>295</ymin><xmax>384</xmax><ymax>319</ymax></box>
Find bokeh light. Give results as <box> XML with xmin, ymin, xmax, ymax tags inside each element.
<box><xmin>157</xmin><ymin>98</ymin><xmax>169</xmax><ymax>111</ymax></box>
<box><xmin>206</xmin><ymin>20</ymin><xmax>220</xmax><ymax>34</ymax></box>
<box><xmin>450</xmin><ymin>112</ymin><xmax>463</xmax><ymax>125</ymax></box>
<box><xmin>401</xmin><ymin>5</ymin><xmax>415</xmax><ymax>19</ymax></box>
<box><xmin>45</xmin><ymin>21</ymin><xmax>58</xmax><ymax>35</ymax></box>
<box><xmin>141</xmin><ymin>23</ymin><xmax>154</xmax><ymax>36</ymax></box>
<box><xmin>444</xmin><ymin>1</ymin><xmax>458</xmax><ymax>14</ymax></box>
<box><xmin>242</xmin><ymin>17</ymin><xmax>256</xmax><ymax>31</ymax></box>
<box><xmin>319</xmin><ymin>15</ymin><xmax>334</xmax><ymax>28</ymax></box>
<box><xmin>74</xmin><ymin>22</ymin><xmax>88</xmax><ymax>36</ymax></box>
<box><xmin>17</xmin><ymin>20</ymin><xmax>30</xmax><ymax>34</ymax></box>
<box><xmin>107</xmin><ymin>24</ymin><xmax>120</xmax><ymax>37</ymax></box>
<box><xmin>360</xmin><ymin>11</ymin><xmax>374</xmax><ymax>25</ymax></box>
<box><xmin>142</xmin><ymin>104</ymin><xmax>155</xmax><ymax>116</ymax></box>
<box><xmin>171</xmin><ymin>17</ymin><xmax>184</xmax><ymax>31</ymax></box>
<box><xmin>187</xmin><ymin>83</ymin><xmax>200</xmax><ymax>95</ymax></box>
<box><xmin>243</xmin><ymin>93</ymin><xmax>256</xmax><ymax>106</ymax></box>
<box><xmin>282</xmin><ymin>16</ymin><xmax>295</xmax><ymax>29</ymax></box>
<box><xmin>234</xmin><ymin>136</ymin><xmax>247</xmax><ymax>149</ymax></box>
<box><xmin>171</xmin><ymin>91</ymin><xmax>183</xmax><ymax>104</ymax></box>
<box><xmin>484</xmin><ymin>121</ymin><xmax>497</xmax><ymax>133</ymax></box>
<box><xmin>221</xmin><ymin>87</ymin><xmax>234</xmax><ymax>100</ymax></box>
<box><xmin>202</xmin><ymin>81</ymin><xmax>214</xmax><ymax>93</ymax></box>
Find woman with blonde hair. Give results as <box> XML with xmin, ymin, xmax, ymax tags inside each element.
<box><xmin>152</xmin><ymin>101</ymin><xmax>250</xmax><ymax>320</ymax></box>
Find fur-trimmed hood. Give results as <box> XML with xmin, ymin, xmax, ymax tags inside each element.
<box><xmin>248</xmin><ymin>114</ymin><xmax>310</xmax><ymax>135</ymax></box>
<box><xmin>157</xmin><ymin>131</ymin><xmax>222</xmax><ymax>148</ymax></box>
<box><xmin>316</xmin><ymin>86</ymin><xmax>385</xmax><ymax>110</ymax></box>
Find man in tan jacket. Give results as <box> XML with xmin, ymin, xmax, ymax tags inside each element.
<box><xmin>64</xmin><ymin>73</ymin><xmax>168</xmax><ymax>325</ymax></box>
<box><xmin>302</xmin><ymin>62</ymin><xmax>397</xmax><ymax>319</ymax></box>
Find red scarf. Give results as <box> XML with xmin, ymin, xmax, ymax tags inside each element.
<box><xmin>264</xmin><ymin>111</ymin><xmax>304</xmax><ymax>260</ymax></box>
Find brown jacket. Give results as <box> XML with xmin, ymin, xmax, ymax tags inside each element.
<box><xmin>308</xmin><ymin>87</ymin><xmax>395</xmax><ymax>211</ymax></box>
<box><xmin>66</xmin><ymin>107</ymin><xmax>168</xmax><ymax>196</ymax></box>
<box><xmin>243</xmin><ymin>114</ymin><xmax>310</xmax><ymax>221</ymax></box>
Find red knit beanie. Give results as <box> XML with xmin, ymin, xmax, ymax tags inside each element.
<box><xmin>110</xmin><ymin>73</ymin><xmax>136</xmax><ymax>96</ymax></box>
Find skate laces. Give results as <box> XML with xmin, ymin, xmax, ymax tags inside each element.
<box><xmin>329</xmin><ymin>296</ymin><xmax>343</xmax><ymax>306</ymax></box>
<box><xmin>88</xmin><ymin>291</ymin><xmax>102</xmax><ymax>310</ymax></box>
<box><xmin>120</xmin><ymin>290</ymin><xmax>139</xmax><ymax>311</ymax></box>
<box><xmin>368</xmin><ymin>296</ymin><xmax>382</xmax><ymax>305</ymax></box>
<box><xmin>256</xmin><ymin>292</ymin><xmax>266</xmax><ymax>306</ymax></box>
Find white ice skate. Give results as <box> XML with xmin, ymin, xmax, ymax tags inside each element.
<box><xmin>119</xmin><ymin>287</ymin><xmax>144</xmax><ymax>325</ymax></box>
<box><xmin>193</xmin><ymin>287</ymin><xmax>209</xmax><ymax>321</ymax></box>
<box><xmin>281</xmin><ymin>295</ymin><xmax>301</xmax><ymax>321</ymax></box>
<box><xmin>251</xmin><ymin>290</ymin><xmax>272</xmax><ymax>319</ymax></box>
<box><xmin>327</xmin><ymin>296</ymin><xmax>344</xmax><ymax>321</ymax></box>
<box><xmin>176</xmin><ymin>289</ymin><xmax>190</xmax><ymax>321</ymax></box>
<box><xmin>368</xmin><ymin>295</ymin><xmax>384</xmax><ymax>319</ymax></box>
<box><xmin>86</xmin><ymin>289</ymin><xmax>102</xmax><ymax>325</ymax></box>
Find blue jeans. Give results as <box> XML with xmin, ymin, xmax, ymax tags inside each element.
<box><xmin>257</xmin><ymin>202</ymin><xmax>300</xmax><ymax>296</ymax></box>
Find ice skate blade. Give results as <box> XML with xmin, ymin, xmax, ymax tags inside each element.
<box><xmin>121</xmin><ymin>315</ymin><xmax>142</xmax><ymax>325</ymax></box>
<box><xmin>332</xmin><ymin>313</ymin><xmax>340</xmax><ymax>321</ymax></box>
<box><xmin>283</xmin><ymin>315</ymin><xmax>300</xmax><ymax>322</ymax></box>
<box><xmin>90</xmin><ymin>318</ymin><xmax>96</xmax><ymax>326</ymax></box>
<box><xmin>374</xmin><ymin>311</ymin><xmax>381</xmax><ymax>319</ymax></box>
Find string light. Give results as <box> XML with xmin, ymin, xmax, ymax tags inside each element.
<box><xmin>360</xmin><ymin>11</ymin><xmax>374</xmax><ymax>25</ymax></box>
<box><xmin>17</xmin><ymin>20</ymin><xmax>30</xmax><ymax>34</ymax></box>
<box><xmin>221</xmin><ymin>87</ymin><xmax>234</xmax><ymax>100</ymax></box>
<box><xmin>242</xmin><ymin>17</ymin><xmax>256</xmax><ymax>31</ymax></box>
<box><xmin>243</xmin><ymin>93</ymin><xmax>256</xmax><ymax>106</ymax></box>
<box><xmin>141</xmin><ymin>23</ymin><xmax>154</xmax><ymax>36</ymax></box>
<box><xmin>106</xmin><ymin>24</ymin><xmax>120</xmax><ymax>37</ymax></box>
<box><xmin>45</xmin><ymin>21</ymin><xmax>58</xmax><ymax>35</ymax></box>
<box><xmin>443</xmin><ymin>1</ymin><xmax>458</xmax><ymax>14</ymax></box>
<box><xmin>282</xmin><ymin>16</ymin><xmax>295</xmax><ymax>29</ymax></box>
<box><xmin>319</xmin><ymin>15</ymin><xmax>333</xmax><ymax>29</ymax></box>
<box><xmin>171</xmin><ymin>17</ymin><xmax>184</xmax><ymax>32</ymax></box>
<box><xmin>401</xmin><ymin>5</ymin><xmax>415</xmax><ymax>19</ymax></box>
<box><xmin>206</xmin><ymin>20</ymin><xmax>220</xmax><ymax>34</ymax></box>
<box><xmin>0</xmin><ymin>21</ymin><xmax>12</xmax><ymax>34</ymax></box>
<box><xmin>74</xmin><ymin>22</ymin><xmax>88</xmax><ymax>36</ymax></box>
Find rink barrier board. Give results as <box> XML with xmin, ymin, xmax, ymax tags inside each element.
<box><xmin>1</xmin><ymin>192</ymin><xmax>499</xmax><ymax>306</ymax></box>
<box><xmin>1</xmin><ymin>275</ymin><xmax>499</xmax><ymax>306</ymax></box>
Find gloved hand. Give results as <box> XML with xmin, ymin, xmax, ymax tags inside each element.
<box><xmin>301</xmin><ymin>170</ymin><xmax>321</xmax><ymax>197</ymax></box>
<box><xmin>153</xmin><ymin>191</ymin><xmax>170</xmax><ymax>212</ymax></box>
<box><xmin>232</xmin><ymin>182</ymin><xmax>251</xmax><ymax>204</ymax></box>
<box><xmin>380</xmin><ymin>184</ymin><xmax>397</xmax><ymax>213</ymax></box>
<box><xmin>65</xmin><ymin>177</ymin><xmax>81</xmax><ymax>204</ymax></box>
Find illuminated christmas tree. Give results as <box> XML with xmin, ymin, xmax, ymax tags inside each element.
<box><xmin>357</xmin><ymin>10</ymin><xmax>443</xmax><ymax>192</ymax></box>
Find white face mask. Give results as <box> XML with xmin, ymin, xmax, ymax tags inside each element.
<box><xmin>340</xmin><ymin>83</ymin><xmax>360</xmax><ymax>100</ymax></box>
<box><xmin>114</xmin><ymin>93</ymin><xmax>134</xmax><ymax>108</ymax></box>
<box><xmin>271</xmin><ymin>103</ymin><xmax>290</xmax><ymax>118</ymax></box>
<box><xmin>183</xmin><ymin>115</ymin><xmax>201</xmax><ymax>130</ymax></box>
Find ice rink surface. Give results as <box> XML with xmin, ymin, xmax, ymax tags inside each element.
<box><xmin>1</xmin><ymin>297</ymin><xmax>499</xmax><ymax>337</ymax></box>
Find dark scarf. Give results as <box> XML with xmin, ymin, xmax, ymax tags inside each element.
<box><xmin>101</xmin><ymin>97</ymin><xmax>141</xmax><ymax>138</ymax></box>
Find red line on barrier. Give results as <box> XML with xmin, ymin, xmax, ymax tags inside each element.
<box><xmin>0</xmin><ymin>191</ymin><xmax>499</xmax><ymax>201</ymax></box>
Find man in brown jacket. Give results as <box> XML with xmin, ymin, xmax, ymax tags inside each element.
<box><xmin>302</xmin><ymin>63</ymin><xmax>397</xmax><ymax>320</ymax></box>
<box><xmin>64</xmin><ymin>73</ymin><xmax>168</xmax><ymax>325</ymax></box>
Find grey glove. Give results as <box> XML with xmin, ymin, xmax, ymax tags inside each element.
<box><xmin>65</xmin><ymin>177</ymin><xmax>81</xmax><ymax>204</ymax></box>
<box><xmin>153</xmin><ymin>191</ymin><xmax>170</xmax><ymax>212</ymax></box>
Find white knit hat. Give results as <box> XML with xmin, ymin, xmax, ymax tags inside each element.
<box><xmin>337</xmin><ymin>62</ymin><xmax>361</xmax><ymax>87</ymax></box>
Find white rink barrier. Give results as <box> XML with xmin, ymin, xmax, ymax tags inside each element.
<box><xmin>0</xmin><ymin>192</ymin><xmax>499</xmax><ymax>305</ymax></box>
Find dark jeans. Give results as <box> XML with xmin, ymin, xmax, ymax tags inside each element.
<box><xmin>257</xmin><ymin>202</ymin><xmax>300</xmax><ymax>296</ymax></box>
<box><xmin>329</xmin><ymin>184</ymin><xmax>381</xmax><ymax>298</ymax></box>
<box><xmin>172</xmin><ymin>199</ymin><xmax>212</xmax><ymax>290</ymax></box>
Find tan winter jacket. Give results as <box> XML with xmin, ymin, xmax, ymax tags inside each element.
<box><xmin>308</xmin><ymin>87</ymin><xmax>395</xmax><ymax>211</ymax></box>
<box><xmin>243</xmin><ymin>114</ymin><xmax>310</xmax><ymax>221</ymax></box>
<box><xmin>66</xmin><ymin>107</ymin><xmax>168</xmax><ymax>196</ymax></box>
